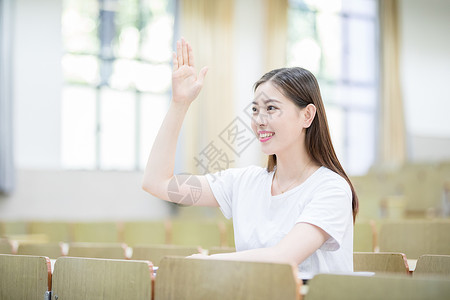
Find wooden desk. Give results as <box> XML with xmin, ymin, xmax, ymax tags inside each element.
<box><xmin>51</xmin><ymin>257</ymin><xmax>154</xmax><ymax>300</ymax></box>
<box><xmin>305</xmin><ymin>273</ymin><xmax>450</xmax><ymax>300</ymax></box>
<box><xmin>0</xmin><ymin>254</ymin><xmax>51</xmax><ymax>300</ymax></box>
<box><xmin>131</xmin><ymin>244</ymin><xmax>201</xmax><ymax>266</ymax></box>
<box><xmin>354</xmin><ymin>252</ymin><xmax>410</xmax><ymax>274</ymax></box>
<box><xmin>414</xmin><ymin>255</ymin><xmax>450</xmax><ymax>277</ymax></box>
<box><xmin>155</xmin><ymin>257</ymin><xmax>301</xmax><ymax>300</ymax></box>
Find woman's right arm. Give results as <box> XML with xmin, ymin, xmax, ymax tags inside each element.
<box><xmin>142</xmin><ymin>38</ymin><xmax>218</xmax><ymax>207</ymax></box>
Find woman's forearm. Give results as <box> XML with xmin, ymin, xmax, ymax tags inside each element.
<box><xmin>196</xmin><ymin>222</ymin><xmax>328</xmax><ymax>266</ymax></box>
<box><xmin>142</xmin><ymin>38</ymin><xmax>207</xmax><ymax>201</ymax></box>
<box><xmin>208</xmin><ymin>247</ymin><xmax>295</xmax><ymax>265</ymax></box>
<box><xmin>142</xmin><ymin>102</ymin><xmax>190</xmax><ymax>199</ymax></box>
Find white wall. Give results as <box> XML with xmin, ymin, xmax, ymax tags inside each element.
<box><xmin>399</xmin><ymin>0</ymin><xmax>450</xmax><ymax>161</ymax></box>
<box><xmin>0</xmin><ymin>170</ymin><xmax>171</xmax><ymax>220</ymax></box>
<box><xmin>13</xmin><ymin>0</ymin><xmax>62</xmax><ymax>169</ymax></box>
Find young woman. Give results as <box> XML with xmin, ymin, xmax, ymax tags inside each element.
<box><xmin>142</xmin><ymin>38</ymin><xmax>358</xmax><ymax>275</ymax></box>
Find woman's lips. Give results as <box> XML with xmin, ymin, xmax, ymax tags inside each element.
<box><xmin>258</xmin><ymin>131</ymin><xmax>275</xmax><ymax>142</ymax></box>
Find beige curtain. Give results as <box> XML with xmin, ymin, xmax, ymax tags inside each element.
<box><xmin>379</xmin><ymin>0</ymin><xmax>407</xmax><ymax>166</ymax></box>
<box><xmin>258</xmin><ymin>0</ymin><xmax>288</xmax><ymax>166</ymax></box>
<box><xmin>263</xmin><ymin>0</ymin><xmax>288</xmax><ymax>72</ymax></box>
<box><xmin>179</xmin><ymin>0</ymin><xmax>234</xmax><ymax>173</ymax></box>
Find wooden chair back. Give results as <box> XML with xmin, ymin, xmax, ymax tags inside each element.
<box><xmin>170</xmin><ymin>220</ymin><xmax>223</xmax><ymax>248</ymax></box>
<box><xmin>354</xmin><ymin>221</ymin><xmax>377</xmax><ymax>252</ymax></box>
<box><xmin>155</xmin><ymin>256</ymin><xmax>301</xmax><ymax>300</ymax></box>
<box><xmin>122</xmin><ymin>221</ymin><xmax>168</xmax><ymax>246</ymax></box>
<box><xmin>208</xmin><ymin>246</ymin><xmax>235</xmax><ymax>255</ymax></box>
<box><xmin>0</xmin><ymin>254</ymin><xmax>51</xmax><ymax>300</ymax></box>
<box><xmin>400</xmin><ymin>164</ymin><xmax>443</xmax><ymax>217</ymax></box>
<box><xmin>305</xmin><ymin>273</ymin><xmax>450</xmax><ymax>300</ymax></box>
<box><xmin>17</xmin><ymin>242</ymin><xmax>64</xmax><ymax>259</ymax></box>
<box><xmin>0</xmin><ymin>221</ymin><xmax>28</xmax><ymax>235</ymax></box>
<box><xmin>224</xmin><ymin>219</ymin><xmax>235</xmax><ymax>247</ymax></box>
<box><xmin>379</xmin><ymin>220</ymin><xmax>450</xmax><ymax>259</ymax></box>
<box><xmin>29</xmin><ymin>221</ymin><xmax>71</xmax><ymax>242</ymax></box>
<box><xmin>51</xmin><ymin>257</ymin><xmax>153</xmax><ymax>300</ymax></box>
<box><xmin>0</xmin><ymin>239</ymin><xmax>14</xmax><ymax>254</ymax></box>
<box><xmin>72</xmin><ymin>222</ymin><xmax>119</xmax><ymax>243</ymax></box>
<box><xmin>68</xmin><ymin>242</ymin><xmax>127</xmax><ymax>259</ymax></box>
<box><xmin>350</xmin><ymin>173</ymin><xmax>399</xmax><ymax>221</ymax></box>
<box><xmin>414</xmin><ymin>255</ymin><xmax>450</xmax><ymax>277</ymax></box>
<box><xmin>3</xmin><ymin>233</ymin><xmax>49</xmax><ymax>244</ymax></box>
<box><xmin>131</xmin><ymin>245</ymin><xmax>201</xmax><ymax>266</ymax></box>
<box><xmin>353</xmin><ymin>252</ymin><xmax>410</xmax><ymax>274</ymax></box>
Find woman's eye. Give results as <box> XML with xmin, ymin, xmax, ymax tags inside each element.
<box><xmin>267</xmin><ymin>106</ymin><xmax>276</xmax><ymax>111</ymax></box>
<box><xmin>251</xmin><ymin>107</ymin><xmax>258</xmax><ymax>113</ymax></box>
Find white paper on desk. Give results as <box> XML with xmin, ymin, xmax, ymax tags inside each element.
<box><xmin>298</xmin><ymin>271</ymin><xmax>375</xmax><ymax>280</ymax></box>
<box><xmin>352</xmin><ymin>271</ymin><xmax>375</xmax><ymax>276</ymax></box>
<box><xmin>298</xmin><ymin>272</ymin><xmax>314</xmax><ymax>280</ymax></box>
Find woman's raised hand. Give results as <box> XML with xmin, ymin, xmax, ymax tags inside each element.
<box><xmin>172</xmin><ymin>38</ymin><xmax>208</xmax><ymax>106</ymax></box>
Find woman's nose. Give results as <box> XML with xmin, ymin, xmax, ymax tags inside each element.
<box><xmin>256</xmin><ymin>113</ymin><xmax>267</xmax><ymax>127</ymax></box>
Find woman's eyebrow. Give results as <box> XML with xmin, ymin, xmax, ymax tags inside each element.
<box><xmin>251</xmin><ymin>99</ymin><xmax>282</xmax><ymax>105</ymax></box>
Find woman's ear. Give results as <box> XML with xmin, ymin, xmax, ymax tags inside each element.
<box><xmin>302</xmin><ymin>104</ymin><xmax>316</xmax><ymax>128</ymax></box>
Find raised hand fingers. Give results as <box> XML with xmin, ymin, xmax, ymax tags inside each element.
<box><xmin>197</xmin><ymin>66</ymin><xmax>208</xmax><ymax>85</ymax></box>
<box><xmin>182</xmin><ymin>38</ymin><xmax>189</xmax><ymax>66</ymax></box>
<box><xmin>176</xmin><ymin>40</ymin><xmax>183</xmax><ymax>66</ymax></box>
<box><xmin>188</xmin><ymin>43</ymin><xmax>195</xmax><ymax>67</ymax></box>
<box><xmin>175</xmin><ymin>38</ymin><xmax>196</xmax><ymax>69</ymax></box>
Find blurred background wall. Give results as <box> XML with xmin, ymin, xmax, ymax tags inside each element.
<box><xmin>0</xmin><ymin>0</ymin><xmax>449</xmax><ymax>220</ymax></box>
<box><xmin>399</xmin><ymin>0</ymin><xmax>450</xmax><ymax>161</ymax></box>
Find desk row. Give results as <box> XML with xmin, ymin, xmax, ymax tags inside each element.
<box><xmin>1</xmin><ymin>254</ymin><xmax>449</xmax><ymax>300</ymax></box>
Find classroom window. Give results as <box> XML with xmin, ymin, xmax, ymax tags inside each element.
<box><xmin>288</xmin><ymin>0</ymin><xmax>378</xmax><ymax>175</ymax></box>
<box><xmin>61</xmin><ymin>0</ymin><xmax>174</xmax><ymax>170</ymax></box>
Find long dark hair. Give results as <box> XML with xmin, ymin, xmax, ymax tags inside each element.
<box><xmin>254</xmin><ymin>67</ymin><xmax>359</xmax><ymax>222</ymax></box>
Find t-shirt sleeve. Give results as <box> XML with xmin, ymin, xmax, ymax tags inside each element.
<box><xmin>296</xmin><ymin>179</ymin><xmax>352</xmax><ymax>251</ymax></box>
<box><xmin>205</xmin><ymin>168</ymin><xmax>243</xmax><ymax>219</ymax></box>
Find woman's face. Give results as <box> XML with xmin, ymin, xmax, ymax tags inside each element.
<box><xmin>251</xmin><ymin>81</ymin><xmax>307</xmax><ymax>156</ymax></box>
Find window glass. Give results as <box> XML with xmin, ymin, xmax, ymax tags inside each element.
<box><xmin>61</xmin><ymin>86</ymin><xmax>97</xmax><ymax>169</ymax></box>
<box><xmin>347</xmin><ymin>110</ymin><xmax>376</xmax><ymax>174</ymax></box>
<box><xmin>347</xmin><ymin>17</ymin><xmax>376</xmax><ymax>83</ymax></box>
<box><xmin>99</xmin><ymin>88</ymin><xmax>136</xmax><ymax>170</ymax></box>
<box><xmin>61</xmin><ymin>0</ymin><xmax>174</xmax><ymax>170</ymax></box>
<box><xmin>325</xmin><ymin>105</ymin><xmax>345</xmax><ymax>165</ymax></box>
<box><xmin>139</xmin><ymin>94</ymin><xmax>169</xmax><ymax>168</ymax></box>
<box><xmin>288</xmin><ymin>0</ymin><xmax>378</xmax><ymax>175</ymax></box>
<box><xmin>316</xmin><ymin>12</ymin><xmax>342</xmax><ymax>80</ymax></box>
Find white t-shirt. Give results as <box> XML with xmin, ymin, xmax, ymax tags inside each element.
<box><xmin>205</xmin><ymin>165</ymin><xmax>353</xmax><ymax>275</ymax></box>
